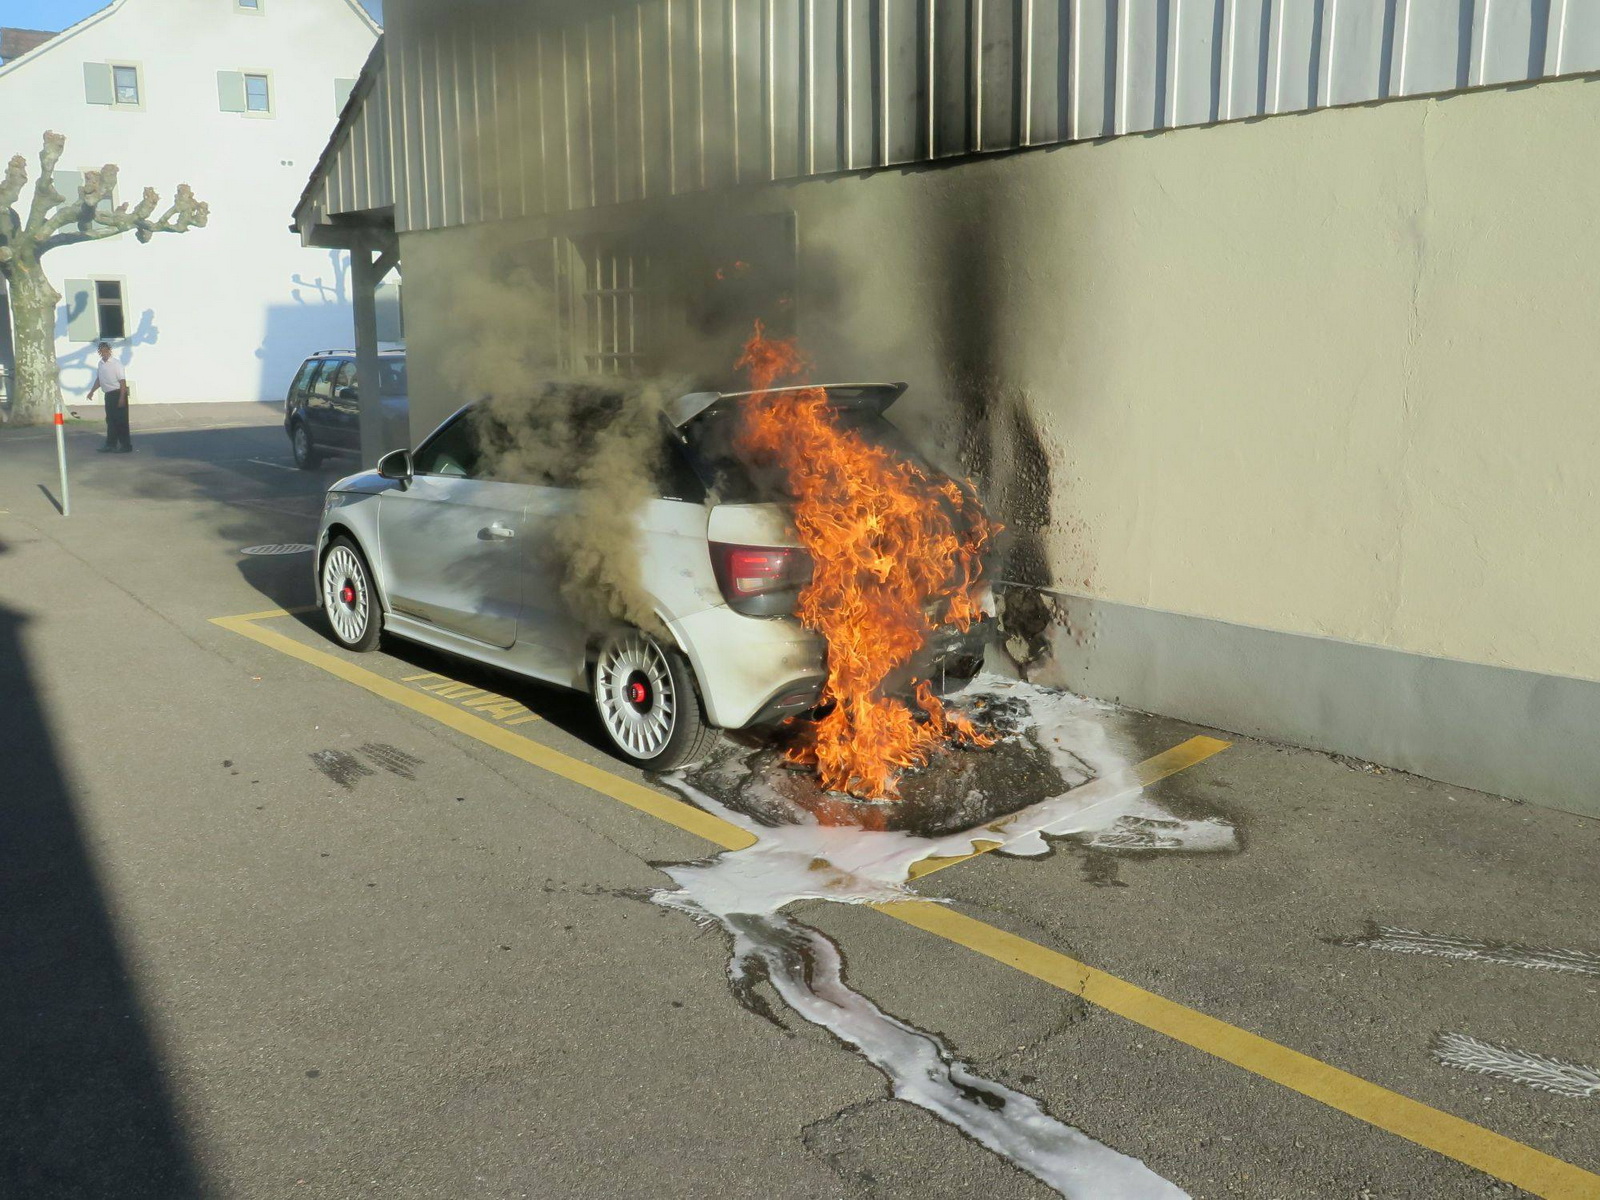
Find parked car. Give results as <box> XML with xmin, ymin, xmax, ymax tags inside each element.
<box><xmin>312</xmin><ymin>383</ymin><xmax>993</xmax><ymax>771</ymax></box>
<box><xmin>284</xmin><ymin>349</ymin><xmax>408</xmax><ymax>468</ymax></box>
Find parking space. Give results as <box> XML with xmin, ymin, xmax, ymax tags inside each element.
<box><xmin>2</xmin><ymin>408</ymin><xmax>1597</xmax><ymax>1199</ymax></box>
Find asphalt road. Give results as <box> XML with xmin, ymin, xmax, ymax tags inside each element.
<box><xmin>1</xmin><ymin>404</ymin><xmax>1596</xmax><ymax>1200</ymax></box>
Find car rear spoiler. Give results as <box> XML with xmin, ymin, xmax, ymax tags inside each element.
<box><xmin>665</xmin><ymin>382</ymin><xmax>908</xmax><ymax>429</ymax></box>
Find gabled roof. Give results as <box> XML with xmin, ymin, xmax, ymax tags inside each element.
<box><xmin>0</xmin><ymin>27</ymin><xmax>56</xmax><ymax>64</ymax></box>
<box><xmin>0</xmin><ymin>1</ymin><xmax>126</xmax><ymax>79</ymax></box>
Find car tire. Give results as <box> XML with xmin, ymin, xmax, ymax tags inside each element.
<box><xmin>291</xmin><ymin>421</ymin><xmax>321</xmax><ymax>469</ymax></box>
<box><xmin>592</xmin><ymin>628</ymin><xmax>720</xmax><ymax>772</ymax></box>
<box><xmin>321</xmin><ymin>536</ymin><xmax>382</xmax><ymax>652</ymax></box>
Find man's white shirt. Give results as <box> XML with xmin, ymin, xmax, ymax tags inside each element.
<box><xmin>96</xmin><ymin>358</ymin><xmax>126</xmax><ymax>392</ymax></box>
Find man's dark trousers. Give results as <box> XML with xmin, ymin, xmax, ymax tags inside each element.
<box><xmin>104</xmin><ymin>388</ymin><xmax>130</xmax><ymax>450</ymax></box>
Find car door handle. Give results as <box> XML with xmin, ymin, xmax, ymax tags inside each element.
<box><xmin>481</xmin><ymin>523</ymin><xmax>516</xmax><ymax>540</ymax></box>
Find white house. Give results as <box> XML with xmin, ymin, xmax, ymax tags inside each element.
<box><xmin>0</xmin><ymin>0</ymin><xmax>381</xmax><ymax>405</ymax></box>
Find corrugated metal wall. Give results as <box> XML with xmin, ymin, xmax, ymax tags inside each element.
<box><xmin>363</xmin><ymin>0</ymin><xmax>1600</xmax><ymax>233</ymax></box>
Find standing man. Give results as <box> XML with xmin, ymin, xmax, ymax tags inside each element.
<box><xmin>86</xmin><ymin>342</ymin><xmax>132</xmax><ymax>453</ymax></box>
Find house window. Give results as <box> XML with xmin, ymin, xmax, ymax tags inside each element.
<box><xmin>577</xmin><ymin>242</ymin><xmax>654</xmax><ymax>376</ymax></box>
<box><xmin>112</xmin><ymin>64</ymin><xmax>140</xmax><ymax>105</ymax></box>
<box><xmin>85</xmin><ymin>62</ymin><xmax>144</xmax><ymax>108</ymax></box>
<box><xmin>95</xmin><ymin>280</ymin><xmax>126</xmax><ymax>339</ymax></box>
<box><xmin>236</xmin><ymin>0</ymin><xmax>262</xmax><ymax>11</ymax></box>
<box><xmin>244</xmin><ymin>73</ymin><xmax>271</xmax><ymax>113</ymax></box>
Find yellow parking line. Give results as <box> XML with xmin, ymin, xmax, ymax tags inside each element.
<box><xmin>908</xmin><ymin>736</ymin><xmax>1232</xmax><ymax>879</ymax></box>
<box><xmin>877</xmin><ymin>902</ymin><xmax>1599</xmax><ymax>1200</ymax></box>
<box><xmin>210</xmin><ymin>607</ymin><xmax>1600</xmax><ymax>1199</ymax></box>
<box><xmin>210</xmin><ymin>611</ymin><xmax>753</xmax><ymax>851</ymax></box>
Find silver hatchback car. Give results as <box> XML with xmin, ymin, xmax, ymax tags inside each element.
<box><xmin>314</xmin><ymin>383</ymin><xmax>991</xmax><ymax>771</ymax></box>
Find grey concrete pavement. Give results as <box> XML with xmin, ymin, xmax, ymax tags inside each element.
<box><xmin>0</xmin><ymin>405</ymin><xmax>1596</xmax><ymax>1199</ymax></box>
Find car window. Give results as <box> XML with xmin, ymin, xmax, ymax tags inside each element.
<box><xmin>379</xmin><ymin>359</ymin><xmax>407</xmax><ymax>397</ymax></box>
<box><xmin>471</xmin><ymin>385</ymin><xmax>695</xmax><ymax>500</ymax></box>
<box><xmin>333</xmin><ymin>360</ymin><xmax>359</xmax><ymax>394</ymax></box>
<box><xmin>309</xmin><ymin>362</ymin><xmax>336</xmax><ymax>400</ymax></box>
<box><xmin>412</xmin><ymin>411</ymin><xmax>481</xmax><ymax>479</ymax></box>
<box><xmin>679</xmin><ymin>398</ymin><xmax>929</xmax><ymax>503</ymax></box>
<box><xmin>657</xmin><ymin>432</ymin><xmax>707</xmax><ymax>503</ymax></box>
<box><xmin>289</xmin><ymin>360</ymin><xmax>320</xmax><ymax>403</ymax></box>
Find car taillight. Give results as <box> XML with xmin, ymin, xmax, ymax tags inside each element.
<box><xmin>710</xmin><ymin>542</ymin><xmax>812</xmax><ymax>616</ymax></box>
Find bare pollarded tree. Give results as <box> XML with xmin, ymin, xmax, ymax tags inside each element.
<box><xmin>0</xmin><ymin>130</ymin><xmax>208</xmax><ymax>425</ymax></box>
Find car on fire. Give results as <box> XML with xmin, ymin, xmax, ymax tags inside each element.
<box><xmin>313</xmin><ymin>383</ymin><xmax>993</xmax><ymax>771</ymax></box>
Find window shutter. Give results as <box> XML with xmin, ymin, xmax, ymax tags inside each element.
<box><xmin>217</xmin><ymin>71</ymin><xmax>247</xmax><ymax>112</ymax></box>
<box><xmin>63</xmin><ymin>280</ymin><xmax>98</xmax><ymax>341</ymax></box>
<box><xmin>49</xmin><ymin>170</ymin><xmax>84</xmax><ymax>206</ymax></box>
<box><xmin>334</xmin><ymin>77</ymin><xmax>357</xmax><ymax>114</ymax></box>
<box><xmin>83</xmin><ymin>62</ymin><xmax>113</xmax><ymax>105</ymax></box>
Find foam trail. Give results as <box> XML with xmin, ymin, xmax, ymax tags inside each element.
<box><xmin>650</xmin><ymin>679</ymin><xmax>1220</xmax><ymax>1196</ymax></box>
<box><xmin>656</xmin><ymin>897</ymin><xmax>1187</xmax><ymax>1198</ymax></box>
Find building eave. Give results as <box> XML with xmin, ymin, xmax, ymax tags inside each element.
<box><xmin>292</xmin><ymin>34</ymin><xmax>391</xmax><ymax>244</ymax></box>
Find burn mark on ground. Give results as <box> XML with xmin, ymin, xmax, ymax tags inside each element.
<box><xmin>309</xmin><ymin>749</ymin><xmax>375</xmax><ymax>790</ymax></box>
<box><xmin>358</xmin><ymin>743</ymin><xmax>424</xmax><ymax>780</ymax></box>
<box><xmin>681</xmin><ymin>714</ymin><xmax>1084</xmax><ymax>839</ymax></box>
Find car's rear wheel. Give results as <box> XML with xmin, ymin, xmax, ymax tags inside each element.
<box><xmin>321</xmin><ymin>536</ymin><xmax>382</xmax><ymax>652</ymax></box>
<box><xmin>291</xmin><ymin>421</ymin><xmax>321</xmax><ymax>469</ymax></box>
<box><xmin>592</xmin><ymin>629</ymin><xmax>719</xmax><ymax>771</ymax></box>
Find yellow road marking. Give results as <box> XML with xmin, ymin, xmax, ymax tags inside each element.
<box><xmin>876</xmin><ymin>901</ymin><xmax>1599</xmax><ymax>1200</ymax></box>
<box><xmin>908</xmin><ymin>736</ymin><xmax>1232</xmax><ymax>879</ymax></box>
<box><xmin>402</xmin><ymin>671</ymin><xmax>545</xmax><ymax>726</ymax></box>
<box><xmin>212</xmin><ymin>607</ymin><xmax>1600</xmax><ymax>1199</ymax></box>
<box><xmin>211</xmin><ymin>611</ymin><xmax>753</xmax><ymax>852</ymax></box>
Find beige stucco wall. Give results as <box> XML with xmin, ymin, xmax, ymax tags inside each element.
<box><xmin>400</xmin><ymin>75</ymin><xmax>1600</xmax><ymax>686</ymax></box>
<box><xmin>787</xmin><ymin>77</ymin><xmax>1600</xmax><ymax>685</ymax></box>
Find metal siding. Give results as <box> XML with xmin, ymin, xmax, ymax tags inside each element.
<box><xmin>1118</xmin><ymin>0</ymin><xmax>1166</xmax><ymax>133</ymax></box>
<box><xmin>880</xmin><ymin>0</ymin><xmax>922</xmax><ymax>163</ymax></box>
<box><xmin>1026</xmin><ymin>0</ymin><xmax>1068</xmax><ymax>144</ymax></box>
<box><xmin>358</xmin><ymin>0</ymin><xmax>1599</xmax><ymax>234</ymax></box>
<box><xmin>1479</xmin><ymin>0</ymin><xmax>1550</xmax><ymax>85</ymax></box>
<box><xmin>1554</xmin><ymin>0</ymin><xmax>1600</xmax><ymax>75</ymax></box>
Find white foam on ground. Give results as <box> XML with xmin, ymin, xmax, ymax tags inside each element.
<box><xmin>664</xmin><ymin>675</ymin><xmax>1236</xmax><ymax>920</ymax></box>
<box><xmin>654</xmin><ymin>676</ymin><xmax>1230</xmax><ymax>1198</ymax></box>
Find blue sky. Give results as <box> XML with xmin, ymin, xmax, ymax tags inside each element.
<box><xmin>5</xmin><ymin>0</ymin><xmax>381</xmax><ymax>31</ymax></box>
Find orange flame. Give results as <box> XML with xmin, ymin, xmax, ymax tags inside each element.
<box><xmin>735</xmin><ymin>322</ymin><xmax>998</xmax><ymax>799</ymax></box>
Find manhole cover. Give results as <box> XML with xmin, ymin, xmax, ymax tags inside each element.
<box><xmin>240</xmin><ymin>543</ymin><xmax>313</xmax><ymax>556</ymax></box>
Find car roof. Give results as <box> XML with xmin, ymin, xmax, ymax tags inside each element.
<box><xmin>306</xmin><ymin>349</ymin><xmax>405</xmax><ymax>359</ymax></box>
<box><xmin>665</xmin><ymin>382</ymin><xmax>907</xmax><ymax>428</ymax></box>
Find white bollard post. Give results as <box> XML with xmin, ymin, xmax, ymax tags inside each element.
<box><xmin>54</xmin><ymin>393</ymin><xmax>70</xmax><ymax>517</ymax></box>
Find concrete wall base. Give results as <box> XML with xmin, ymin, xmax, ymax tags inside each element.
<box><xmin>1000</xmin><ymin>588</ymin><xmax>1600</xmax><ymax>822</ymax></box>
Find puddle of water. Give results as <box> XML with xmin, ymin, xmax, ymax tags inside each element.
<box><xmin>651</xmin><ymin>676</ymin><xmax>1235</xmax><ymax>1198</ymax></box>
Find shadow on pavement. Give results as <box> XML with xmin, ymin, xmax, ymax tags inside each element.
<box><xmin>0</xmin><ymin>539</ymin><xmax>205</xmax><ymax>1199</ymax></box>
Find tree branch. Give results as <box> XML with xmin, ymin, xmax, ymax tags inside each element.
<box><xmin>1</xmin><ymin>153</ymin><xmax>28</xmax><ymax>245</ymax></box>
<box><xmin>24</xmin><ymin>131</ymin><xmax>66</xmax><ymax>237</ymax></box>
<box><xmin>42</xmin><ymin>182</ymin><xmax>209</xmax><ymax>253</ymax></box>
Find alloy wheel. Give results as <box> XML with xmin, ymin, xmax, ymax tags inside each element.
<box><xmin>595</xmin><ymin>632</ymin><xmax>677</xmax><ymax>761</ymax></box>
<box><xmin>323</xmin><ymin>544</ymin><xmax>371</xmax><ymax>646</ymax></box>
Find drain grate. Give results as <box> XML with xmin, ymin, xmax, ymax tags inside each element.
<box><xmin>240</xmin><ymin>543</ymin><xmax>313</xmax><ymax>556</ymax></box>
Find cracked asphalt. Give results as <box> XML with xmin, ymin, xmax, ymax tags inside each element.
<box><xmin>2</xmin><ymin>404</ymin><xmax>1597</xmax><ymax>1199</ymax></box>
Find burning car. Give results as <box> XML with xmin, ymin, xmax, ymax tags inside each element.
<box><xmin>313</xmin><ymin>379</ymin><xmax>994</xmax><ymax>775</ymax></box>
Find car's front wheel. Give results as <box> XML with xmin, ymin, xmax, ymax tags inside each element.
<box><xmin>291</xmin><ymin>421</ymin><xmax>321</xmax><ymax>469</ymax></box>
<box><xmin>592</xmin><ymin>629</ymin><xmax>719</xmax><ymax>771</ymax></box>
<box><xmin>321</xmin><ymin>536</ymin><xmax>382</xmax><ymax>652</ymax></box>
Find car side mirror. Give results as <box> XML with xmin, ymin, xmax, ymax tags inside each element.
<box><xmin>338</xmin><ymin>386</ymin><xmax>359</xmax><ymax>401</ymax></box>
<box><xmin>377</xmin><ymin>448</ymin><xmax>413</xmax><ymax>485</ymax></box>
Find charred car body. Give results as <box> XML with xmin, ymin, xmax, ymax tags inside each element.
<box><xmin>314</xmin><ymin>383</ymin><xmax>993</xmax><ymax>771</ymax></box>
